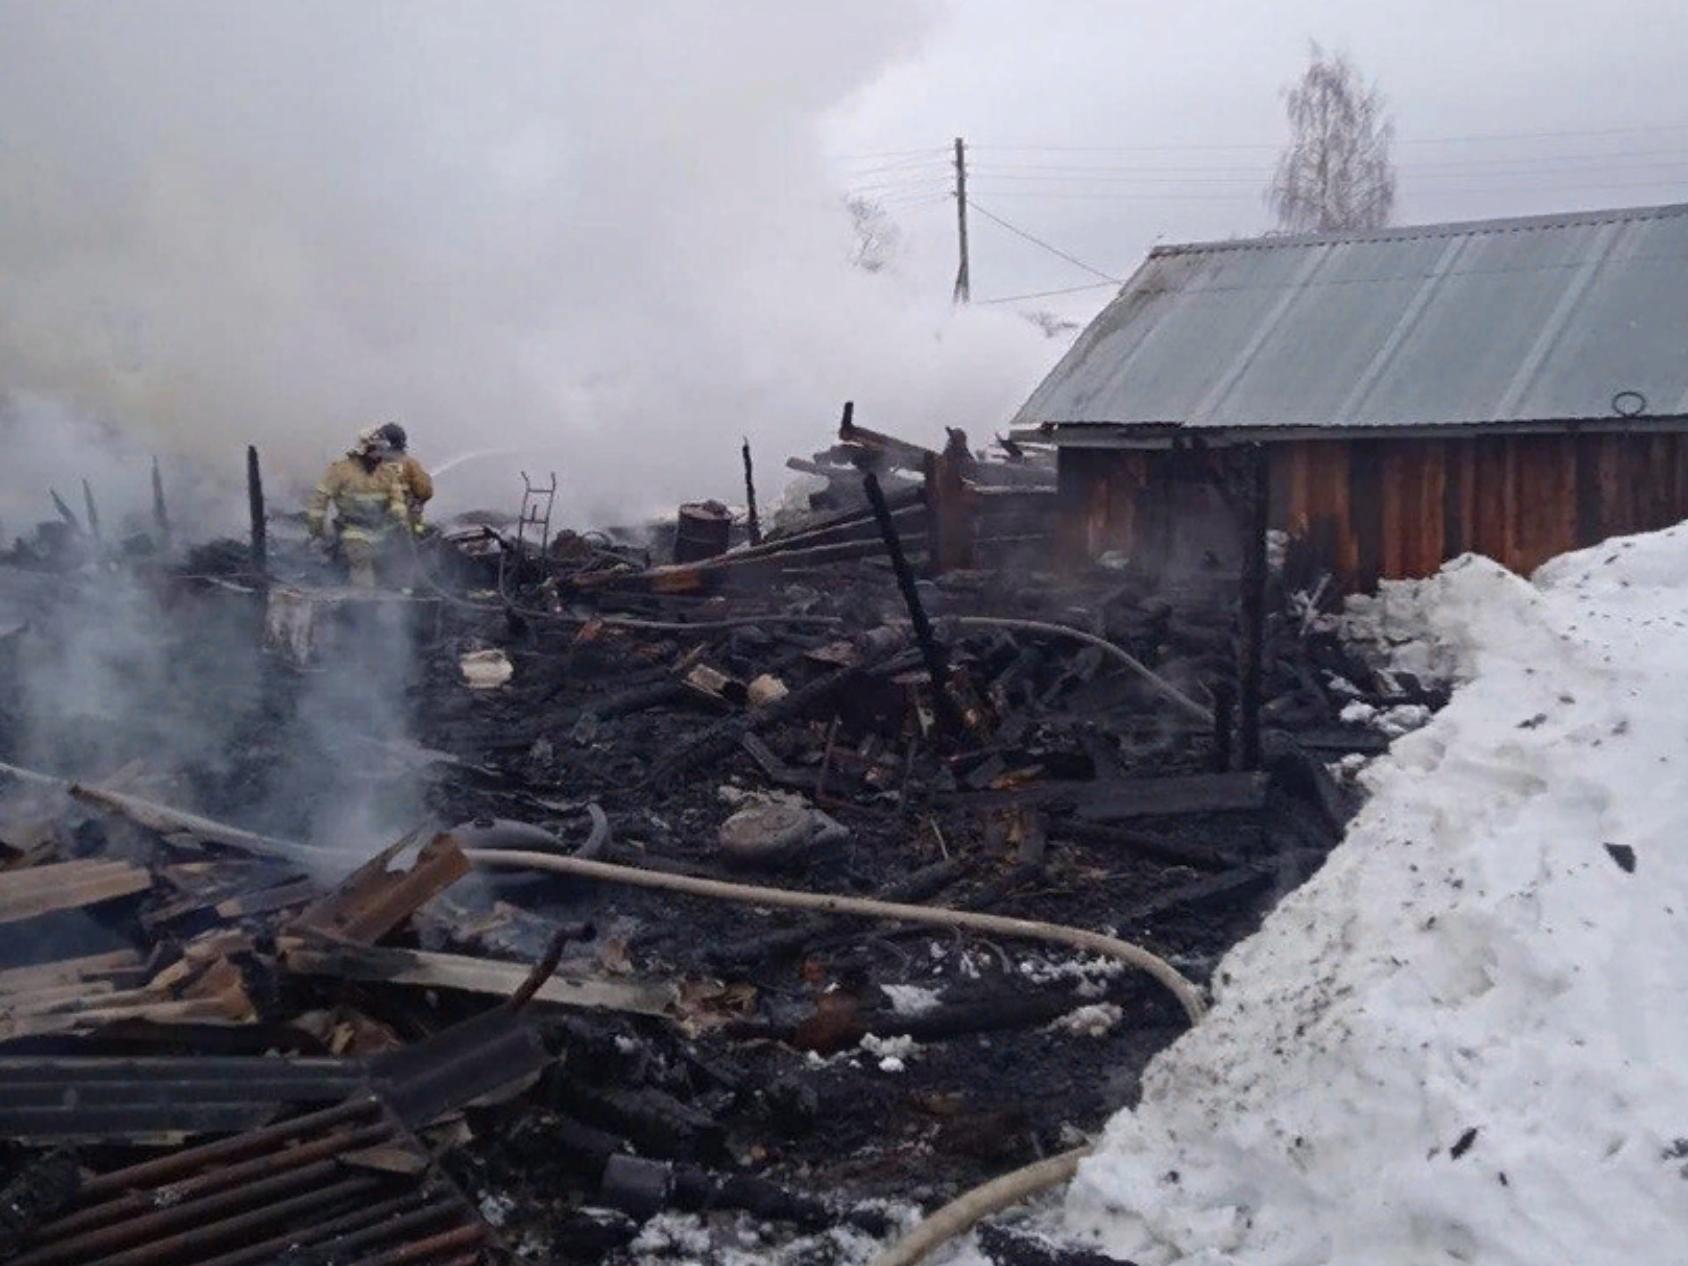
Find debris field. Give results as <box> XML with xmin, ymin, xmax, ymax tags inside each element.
<box><xmin>0</xmin><ymin>417</ymin><xmax>1439</xmax><ymax>1264</ymax></box>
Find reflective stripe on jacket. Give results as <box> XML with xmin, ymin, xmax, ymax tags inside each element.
<box><xmin>305</xmin><ymin>457</ymin><xmax>408</xmax><ymax>538</ymax></box>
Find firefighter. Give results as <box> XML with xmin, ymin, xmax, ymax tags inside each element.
<box><xmin>304</xmin><ymin>432</ymin><xmax>410</xmax><ymax>587</ymax></box>
<box><xmin>375</xmin><ymin>422</ymin><xmax>433</xmax><ymax>534</ymax></box>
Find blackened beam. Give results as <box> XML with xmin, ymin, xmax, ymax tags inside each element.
<box><xmin>81</xmin><ymin>479</ymin><xmax>102</xmax><ymax>545</ymax></box>
<box><xmin>646</xmin><ymin>625</ymin><xmax>909</xmax><ymax>785</ymax></box>
<box><xmin>862</xmin><ymin>468</ymin><xmax>964</xmax><ymax>737</ymax></box>
<box><xmin>151</xmin><ymin>455</ymin><xmax>171</xmax><ymax>543</ymax></box>
<box><xmin>741</xmin><ymin>436</ymin><xmax>761</xmax><ymax>546</ymax></box>
<box><xmin>49</xmin><ymin>489</ymin><xmax>80</xmax><ymax>531</ymax></box>
<box><xmin>838</xmin><ymin>398</ymin><xmax>938</xmax><ymax>467</ymax></box>
<box><xmin>246</xmin><ymin>445</ymin><xmax>267</xmax><ymax>577</ymax></box>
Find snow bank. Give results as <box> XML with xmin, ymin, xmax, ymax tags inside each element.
<box><xmin>1050</xmin><ymin>533</ymin><xmax>1688</xmax><ymax>1265</ymax></box>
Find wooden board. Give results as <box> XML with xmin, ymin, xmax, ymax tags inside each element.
<box><xmin>0</xmin><ymin>860</ymin><xmax>150</xmax><ymax>923</ymax></box>
<box><xmin>1074</xmin><ymin>771</ymin><xmax>1270</xmax><ymax>823</ymax></box>
<box><xmin>281</xmin><ymin>941</ymin><xmax>677</xmax><ymax>1018</ymax></box>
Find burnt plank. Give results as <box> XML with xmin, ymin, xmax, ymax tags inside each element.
<box><xmin>1074</xmin><ymin>771</ymin><xmax>1269</xmax><ymax>823</ymax></box>
<box><xmin>1119</xmin><ymin>863</ymin><xmax>1275</xmax><ymax>924</ymax></box>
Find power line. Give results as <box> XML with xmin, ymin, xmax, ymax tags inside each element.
<box><xmin>968</xmin><ymin>152</ymin><xmax>1688</xmax><ymax>177</ymax></box>
<box><xmin>968</xmin><ymin>121</ymin><xmax>1688</xmax><ymax>154</ymax></box>
<box><xmin>838</xmin><ymin>146</ymin><xmax>951</xmax><ymax>160</ymax></box>
<box><xmin>967</xmin><ymin>200</ymin><xmax>1121</xmax><ymax>283</ymax></box>
<box><xmin>965</xmin><ymin>166</ymin><xmax>1688</xmax><ymax>186</ymax></box>
<box><xmin>965</xmin><ymin>175</ymin><xmax>1688</xmax><ymax>200</ymax></box>
<box><xmin>843</xmin><ymin>176</ymin><xmax>956</xmax><ymax>196</ymax></box>
<box><xmin>975</xmin><ymin>280</ymin><xmax>1121</xmax><ymax>305</ymax></box>
<box><xmin>842</xmin><ymin>158</ymin><xmax>957</xmax><ymax>177</ymax></box>
<box><xmin>966</xmin><ymin>188</ymin><xmax>1264</xmax><ymax>203</ymax></box>
<box><xmin>876</xmin><ymin>191</ymin><xmax>956</xmax><ymax>210</ymax></box>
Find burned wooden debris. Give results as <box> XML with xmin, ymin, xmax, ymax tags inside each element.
<box><xmin>0</xmin><ymin>410</ymin><xmax>1439</xmax><ymax>1263</ymax></box>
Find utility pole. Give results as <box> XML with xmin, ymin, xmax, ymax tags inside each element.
<box><xmin>952</xmin><ymin>136</ymin><xmax>970</xmax><ymax>304</ymax></box>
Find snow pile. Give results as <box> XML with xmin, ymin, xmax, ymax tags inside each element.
<box><xmin>1050</xmin><ymin>534</ymin><xmax>1688</xmax><ymax>1265</ymax></box>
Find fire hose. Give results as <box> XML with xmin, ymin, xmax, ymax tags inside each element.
<box><xmin>459</xmin><ymin>848</ymin><xmax>1201</xmax><ymax>1266</ymax></box>
<box><xmin>459</xmin><ymin>848</ymin><xmax>1205</xmax><ymax>1024</ymax></box>
<box><xmin>0</xmin><ymin>757</ymin><xmax>1202</xmax><ymax>1265</ymax></box>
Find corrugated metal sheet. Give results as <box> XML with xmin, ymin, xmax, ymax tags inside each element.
<box><xmin>1013</xmin><ymin>202</ymin><xmax>1688</xmax><ymax>433</ymax></box>
<box><xmin>0</xmin><ymin>1054</ymin><xmax>368</xmax><ymax>1143</ymax></box>
<box><xmin>10</xmin><ymin>1097</ymin><xmax>490</xmax><ymax>1266</ymax></box>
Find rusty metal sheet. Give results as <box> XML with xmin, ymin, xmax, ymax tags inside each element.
<box><xmin>0</xmin><ymin>1055</ymin><xmax>369</xmax><ymax>1144</ymax></box>
<box><xmin>9</xmin><ymin>1097</ymin><xmax>490</xmax><ymax>1265</ymax></box>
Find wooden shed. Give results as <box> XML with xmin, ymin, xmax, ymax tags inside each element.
<box><xmin>1010</xmin><ymin>203</ymin><xmax>1688</xmax><ymax>591</ymax></box>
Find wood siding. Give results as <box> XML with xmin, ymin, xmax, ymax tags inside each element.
<box><xmin>1061</xmin><ymin>431</ymin><xmax>1688</xmax><ymax>590</ymax></box>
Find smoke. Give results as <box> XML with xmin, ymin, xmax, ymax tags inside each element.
<box><xmin>0</xmin><ymin>394</ymin><xmax>239</xmax><ymax>550</ymax></box>
<box><xmin>4</xmin><ymin>567</ymin><xmax>427</xmax><ymax>870</ymax></box>
<box><xmin>0</xmin><ymin>2</ymin><xmax>1055</xmax><ymax>526</ymax></box>
<box><xmin>7</xmin><ymin>573</ymin><xmax>265</xmax><ymax>790</ymax></box>
<box><xmin>253</xmin><ymin>598</ymin><xmax>425</xmax><ymax>862</ymax></box>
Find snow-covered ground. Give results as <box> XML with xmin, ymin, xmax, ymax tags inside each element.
<box><xmin>997</xmin><ymin>528</ymin><xmax>1688</xmax><ymax>1265</ymax></box>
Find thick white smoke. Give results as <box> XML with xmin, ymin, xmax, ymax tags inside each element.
<box><xmin>0</xmin><ymin>2</ymin><xmax>1055</xmax><ymax>528</ymax></box>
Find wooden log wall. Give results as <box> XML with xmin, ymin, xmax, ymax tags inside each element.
<box><xmin>1060</xmin><ymin>430</ymin><xmax>1688</xmax><ymax>591</ymax></box>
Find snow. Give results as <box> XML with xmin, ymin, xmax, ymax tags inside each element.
<box><xmin>1338</xmin><ymin>698</ymin><xmax>1434</xmax><ymax>738</ymax></box>
<box><xmin>631</xmin><ymin>1209</ymin><xmax>903</xmax><ymax>1265</ymax></box>
<box><xmin>1045</xmin><ymin>1003</ymin><xmax>1124</xmax><ymax>1038</ymax></box>
<box><xmin>1037</xmin><ymin>533</ymin><xmax>1688</xmax><ymax>1265</ymax></box>
<box><xmin>882</xmin><ymin>983</ymin><xmax>943</xmax><ymax>1016</ymax></box>
<box><xmin>1017</xmin><ymin>953</ymin><xmax>1128</xmax><ymax>999</ymax></box>
<box><xmin>861</xmin><ymin>1032</ymin><xmax>921</xmax><ymax>1073</ymax></box>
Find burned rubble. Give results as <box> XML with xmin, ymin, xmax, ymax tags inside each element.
<box><xmin>0</xmin><ymin>416</ymin><xmax>1439</xmax><ymax>1265</ymax></box>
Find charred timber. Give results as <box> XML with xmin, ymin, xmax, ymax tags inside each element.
<box><xmin>246</xmin><ymin>445</ymin><xmax>267</xmax><ymax>579</ymax></box>
<box><xmin>1055</xmin><ymin>820</ymin><xmax>1240</xmax><ymax>872</ymax></box>
<box><xmin>742</xmin><ymin>437</ymin><xmax>761</xmax><ymax>546</ymax></box>
<box><xmin>862</xmin><ymin>469</ymin><xmax>963</xmax><ymax>736</ymax></box>
<box><xmin>647</xmin><ymin>625</ymin><xmax>908</xmax><ymax>786</ymax></box>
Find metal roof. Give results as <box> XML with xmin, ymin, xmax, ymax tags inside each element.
<box><xmin>1011</xmin><ymin>202</ymin><xmax>1688</xmax><ymax>438</ymax></box>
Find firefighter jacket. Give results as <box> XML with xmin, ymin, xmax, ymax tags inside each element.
<box><xmin>305</xmin><ymin>457</ymin><xmax>409</xmax><ymax>542</ymax></box>
<box><xmin>391</xmin><ymin>455</ymin><xmax>434</xmax><ymax>527</ymax></box>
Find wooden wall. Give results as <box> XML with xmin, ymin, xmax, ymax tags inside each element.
<box><xmin>1059</xmin><ymin>430</ymin><xmax>1688</xmax><ymax>591</ymax></box>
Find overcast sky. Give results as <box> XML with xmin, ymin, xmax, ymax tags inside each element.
<box><xmin>832</xmin><ymin>0</ymin><xmax>1688</xmax><ymax>317</ymax></box>
<box><xmin>3</xmin><ymin>1</ymin><xmax>1687</xmax><ymax>523</ymax></box>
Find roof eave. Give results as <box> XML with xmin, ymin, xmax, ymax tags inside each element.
<box><xmin>1029</xmin><ymin>416</ymin><xmax>1688</xmax><ymax>449</ymax></box>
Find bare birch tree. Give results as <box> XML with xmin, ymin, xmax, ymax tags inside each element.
<box><xmin>846</xmin><ymin>196</ymin><xmax>900</xmax><ymax>273</ymax></box>
<box><xmin>1268</xmin><ymin>43</ymin><xmax>1396</xmax><ymax>233</ymax></box>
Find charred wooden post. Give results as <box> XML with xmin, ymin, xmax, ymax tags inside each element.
<box><xmin>80</xmin><ymin>480</ymin><xmax>102</xmax><ymax>548</ymax></box>
<box><xmin>49</xmin><ymin>489</ymin><xmax>80</xmax><ymax>532</ymax></box>
<box><xmin>741</xmin><ymin>437</ymin><xmax>761</xmax><ymax>546</ymax></box>
<box><xmin>246</xmin><ymin>444</ymin><xmax>268</xmax><ymax>578</ymax></box>
<box><xmin>925</xmin><ymin>438</ymin><xmax>979</xmax><ymax>577</ymax></box>
<box><xmin>151</xmin><ymin>455</ymin><xmax>171</xmax><ymax>548</ymax></box>
<box><xmin>862</xmin><ymin>468</ymin><xmax>964</xmax><ymax>737</ymax></box>
<box><xmin>1237</xmin><ymin>443</ymin><xmax>1269</xmax><ymax>770</ymax></box>
<box><xmin>1210</xmin><ymin>677</ymin><xmax>1235</xmax><ymax>772</ymax></box>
